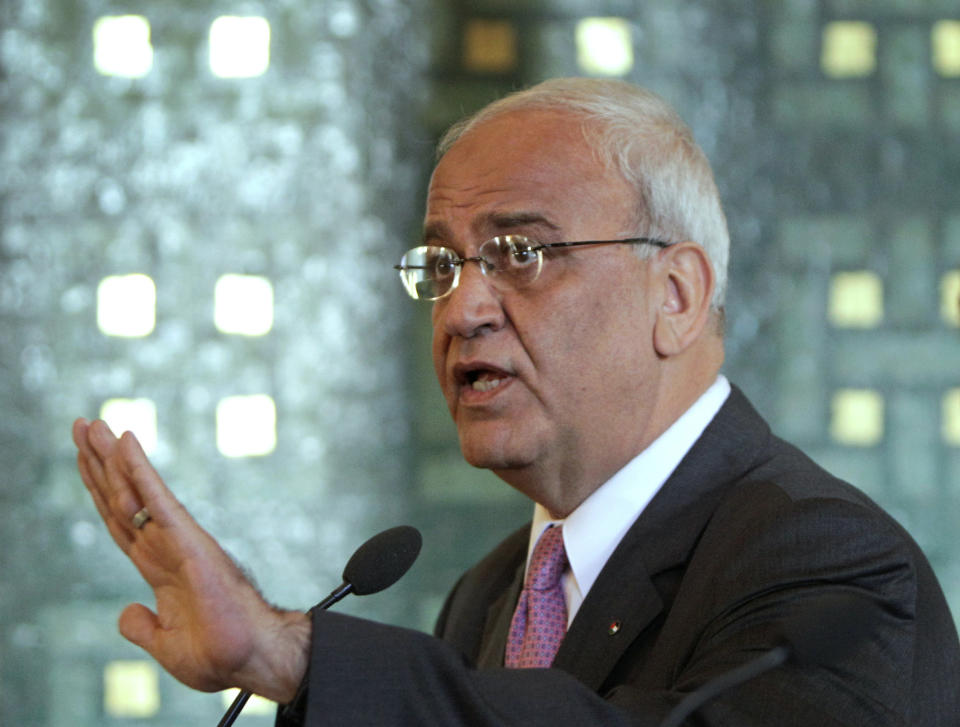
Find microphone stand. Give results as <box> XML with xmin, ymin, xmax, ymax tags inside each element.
<box><xmin>215</xmin><ymin>525</ymin><xmax>421</xmax><ymax>727</ymax></box>
<box><xmin>216</xmin><ymin>582</ymin><xmax>356</xmax><ymax>727</ymax></box>
<box><xmin>659</xmin><ymin>647</ymin><xmax>788</xmax><ymax>727</ymax></box>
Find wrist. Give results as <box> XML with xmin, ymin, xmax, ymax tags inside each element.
<box><xmin>239</xmin><ymin>608</ymin><xmax>312</xmax><ymax>704</ymax></box>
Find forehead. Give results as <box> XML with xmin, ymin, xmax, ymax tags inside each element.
<box><xmin>424</xmin><ymin>109</ymin><xmax>632</xmax><ymax>242</ymax></box>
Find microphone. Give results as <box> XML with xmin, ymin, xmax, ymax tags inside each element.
<box><xmin>659</xmin><ymin>593</ymin><xmax>875</xmax><ymax>727</ymax></box>
<box><xmin>216</xmin><ymin>525</ymin><xmax>422</xmax><ymax>727</ymax></box>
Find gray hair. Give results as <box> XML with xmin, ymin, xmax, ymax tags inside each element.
<box><xmin>437</xmin><ymin>78</ymin><xmax>730</xmax><ymax>309</ymax></box>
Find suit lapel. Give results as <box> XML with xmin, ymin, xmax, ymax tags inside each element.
<box><xmin>552</xmin><ymin>386</ymin><xmax>771</xmax><ymax>689</ymax></box>
<box><xmin>476</xmin><ymin>557</ymin><xmax>524</xmax><ymax>669</ymax></box>
<box><xmin>552</xmin><ymin>534</ymin><xmax>663</xmax><ymax>690</ymax></box>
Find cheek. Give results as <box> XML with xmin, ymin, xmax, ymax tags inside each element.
<box><xmin>430</xmin><ymin>319</ymin><xmax>458</xmax><ymax>411</ymax></box>
<box><xmin>520</xmin><ymin>297</ymin><xmax>601</xmax><ymax>387</ymax></box>
<box><xmin>546</xmin><ymin>283</ymin><xmax>650</xmax><ymax>383</ymax></box>
<box><xmin>430</xmin><ymin>306</ymin><xmax>443</xmax><ymax>363</ymax></box>
<box><xmin>430</xmin><ymin>331</ymin><xmax>446</xmax><ymax>384</ymax></box>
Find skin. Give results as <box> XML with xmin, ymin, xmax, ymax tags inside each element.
<box><xmin>70</xmin><ymin>106</ymin><xmax>723</xmax><ymax>701</ymax></box>
<box><xmin>428</xmin><ymin>108</ymin><xmax>723</xmax><ymax>517</ymax></box>
<box><xmin>71</xmin><ymin>418</ymin><xmax>310</xmax><ymax>703</ymax></box>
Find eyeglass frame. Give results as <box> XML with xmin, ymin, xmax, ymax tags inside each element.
<box><xmin>394</xmin><ymin>235</ymin><xmax>674</xmax><ymax>301</ymax></box>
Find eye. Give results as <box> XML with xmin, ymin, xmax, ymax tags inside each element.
<box><xmin>429</xmin><ymin>249</ymin><xmax>457</xmax><ymax>277</ymax></box>
<box><xmin>505</xmin><ymin>237</ymin><xmax>539</xmax><ymax>267</ymax></box>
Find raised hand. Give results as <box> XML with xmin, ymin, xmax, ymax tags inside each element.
<box><xmin>72</xmin><ymin>418</ymin><xmax>310</xmax><ymax>703</ymax></box>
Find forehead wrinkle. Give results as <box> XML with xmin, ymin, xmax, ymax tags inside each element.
<box><xmin>423</xmin><ymin>183</ymin><xmax>511</xmax><ymax>244</ymax></box>
<box><xmin>423</xmin><ymin>208</ymin><xmax>560</xmax><ymax>250</ymax></box>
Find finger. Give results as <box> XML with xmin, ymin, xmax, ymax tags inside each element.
<box><xmin>79</xmin><ymin>458</ymin><xmax>137</xmax><ymax>551</ymax></box>
<box><xmin>118</xmin><ymin>602</ymin><xmax>160</xmax><ymax>652</ymax></box>
<box><xmin>75</xmin><ymin>421</ymin><xmax>139</xmax><ymax>550</ymax></box>
<box><xmin>85</xmin><ymin>419</ymin><xmax>129</xmax><ymax>501</ymax></box>
<box><xmin>73</xmin><ymin>418</ymin><xmax>108</xmax><ymax>495</ymax></box>
<box><xmin>77</xmin><ymin>441</ymin><xmax>113</xmax><ymax>517</ymax></box>
<box><xmin>101</xmin><ymin>449</ymin><xmax>148</xmax><ymax>526</ymax></box>
<box><xmin>75</xmin><ymin>449</ymin><xmax>101</xmax><ymax>503</ymax></box>
<box><xmin>119</xmin><ymin>431</ymin><xmax>167</xmax><ymax>502</ymax></box>
<box><xmin>83</xmin><ymin>421</ymin><xmax>151</xmax><ymax>537</ymax></box>
<box><xmin>116</xmin><ymin>431</ymin><xmax>182</xmax><ymax>527</ymax></box>
<box><xmin>119</xmin><ymin>601</ymin><xmax>234</xmax><ymax>694</ymax></box>
<box><xmin>86</xmin><ymin>417</ymin><xmax>121</xmax><ymax>461</ymax></box>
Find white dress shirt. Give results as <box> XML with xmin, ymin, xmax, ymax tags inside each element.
<box><xmin>525</xmin><ymin>375</ymin><xmax>731</xmax><ymax>626</ymax></box>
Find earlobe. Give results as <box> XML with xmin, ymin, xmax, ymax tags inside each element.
<box><xmin>652</xmin><ymin>242</ymin><xmax>715</xmax><ymax>357</ymax></box>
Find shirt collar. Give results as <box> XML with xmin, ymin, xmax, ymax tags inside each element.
<box><xmin>527</xmin><ymin>375</ymin><xmax>731</xmax><ymax>614</ymax></box>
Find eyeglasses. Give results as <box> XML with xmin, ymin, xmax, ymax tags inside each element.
<box><xmin>395</xmin><ymin>234</ymin><xmax>673</xmax><ymax>301</ymax></box>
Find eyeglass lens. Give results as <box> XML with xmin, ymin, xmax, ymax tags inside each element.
<box><xmin>398</xmin><ymin>236</ymin><xmax>544</xmax><ymax>300</ymax></box>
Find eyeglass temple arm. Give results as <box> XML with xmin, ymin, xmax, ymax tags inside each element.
<box><xmin>533</xmin><ymin>237</ymin><xmax>672</xmax><ymax>252</ymax></box>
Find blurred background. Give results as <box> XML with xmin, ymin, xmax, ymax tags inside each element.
<box><xmin>1</xmin><ymin>0</ymin><xmax>958</xmax><ymax>723</ymax></box>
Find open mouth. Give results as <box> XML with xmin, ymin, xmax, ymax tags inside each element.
<box><xmin>456</xmin><ymin>363</ymin><xmax>512</xmax><ymax>394</ymax></box>
<box><xmin>468</xmin><ymin>371</ymin><xmax>506</xmax><ymax>392</ymax></box>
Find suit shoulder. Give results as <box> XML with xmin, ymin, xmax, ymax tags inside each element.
<box><xmin>744</xmin><ymin>431</ymin><xmax>881</xmax><ymax>509</ymax></box>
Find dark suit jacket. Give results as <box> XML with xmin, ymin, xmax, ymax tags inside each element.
<box><xmin>285</xmin><ymin>386</ymin><xmax>960</xmax><ymax>725</ymax></box>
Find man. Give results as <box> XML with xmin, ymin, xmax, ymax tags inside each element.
<box><xmin>72</xmin><ymin>79</ymin><xmax>960</xmax><ymax>725</ymax></box>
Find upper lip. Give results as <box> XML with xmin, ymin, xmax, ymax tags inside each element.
<box><xmin>451</xmin><ymin>360</ymin><xmax>513</xmax><ymax>386</ymax></box>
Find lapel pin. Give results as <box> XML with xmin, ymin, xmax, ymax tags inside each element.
<box><xmin>608</xmin><ymin>620</ymin><xmax>622</xmax><ymax>635</ymax></box>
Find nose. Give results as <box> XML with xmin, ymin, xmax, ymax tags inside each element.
<box><xmin>436</xmin><ymin>259</ymin><xmax>506</xmax><ymax>338</ymax></box>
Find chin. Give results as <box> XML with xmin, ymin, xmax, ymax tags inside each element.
<box><xmin>458</xmin><ymin>443</ymin><xmax>516</xmax><ymax>471</ymax></box>
<box><xmin>457</xmin><ymin>429</ymin><xmax>534</xmax><ymax>472</ymax></box>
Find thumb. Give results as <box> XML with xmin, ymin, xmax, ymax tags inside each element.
<box><xmin>118</xmin><ymin>602</ymin><xmax>160</xmax><ymax>651</ymax></box>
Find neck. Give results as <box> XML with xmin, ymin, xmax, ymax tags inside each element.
<box><xmin>499</xmin><ymin>358</ymin><xmax>723</xmax><ymax>518</ymax></box>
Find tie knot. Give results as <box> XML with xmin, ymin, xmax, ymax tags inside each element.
<box><xmin>526</xmin><ymin>525</ymin><xmax>567</xmax><ymax>591</ymax></box>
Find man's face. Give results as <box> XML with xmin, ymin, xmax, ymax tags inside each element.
<box><xmin>426</xmin><ymin>109</ymin><xmax>665</xmax><ymax>514</ymax></box>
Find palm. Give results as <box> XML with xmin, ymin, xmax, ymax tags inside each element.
<box><xmin>72</xmin><ymin>419</ymin><xmax>299</xmax><ymax>697</ymax></box>
<box><xmin>123</xmin><ymin>517</ymin><xmax>262</xmax><ymax>692</ymax></box>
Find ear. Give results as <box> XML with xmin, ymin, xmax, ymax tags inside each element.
<box><xmin>652</xmin><ymin>241</ymin><xmax>716</xmax><ymax>357</ymax></box>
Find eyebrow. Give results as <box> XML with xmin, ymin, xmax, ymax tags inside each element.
<box><xmin>486</xmin><ymin>211</ymin><xmax>561</xmax><ymax>232</ymax></box>
<box><xmin>421</xmin><ymin>221</ymin><xmax>450</xmax><ymax>245</ymax></box>
<box><xmin>421</xmin><ymin>211</ymin><xmax>561</xmax><ymax>245</ymax></box>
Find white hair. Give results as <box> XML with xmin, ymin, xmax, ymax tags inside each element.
<box><xmin>437</xmin><ymin>78</ymin><xmax>730</xmax><ymax>310</ymax></box>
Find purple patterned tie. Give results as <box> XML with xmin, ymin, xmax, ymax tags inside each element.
<box><xmin>505</xmin><ymin>525</ymin><xmax>568</xmax><ymax>668</ymax></box>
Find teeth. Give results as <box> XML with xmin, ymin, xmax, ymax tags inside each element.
<box><xmin>471</xmin><ymin>378</ymin><xmax>504</xmax><ymax>392</ymax></box>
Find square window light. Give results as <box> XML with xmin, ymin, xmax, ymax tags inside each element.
<box><xmin>933</xmin><ymin>20</ymin><xmax>960</xmax><ymax>77</ymax></box>
<box><xmin>576</xmin><ymin>18</ymin><xmax>634</xmax><ymax>76</ymax></box>
<box><xmin>943</xmin><ymin>389</ymin><xmax>960</xmax><ymax>445</ymax></box>
<box><xmin>941</xmin><ymin>270</ymin><xmax>960</xmax><ymax>326</ymax></box>
<box><xmin>221</xmin><ymin>689</ymin><xmax>276</xmax><ymax>715</ymax></box>
<box><xmin>216</xmin><ymin>394</ymin><xmax>276</xmax><ymax>457</ymax></box>
<box><xmin>209</xmin><ymin>16</ymin><xmax>271</xmax><ymax>78</ymax></box>
<box><xmin>214</xmin><ymin>274</ymin><xmax>274</xmax><ymax>336</ymax></box>
<box><xmin>97</xmin><ymin>274</ymin><xmax>156</xmax><ymax>337</ymax></box>
<box><xmin>463</xmin><ymin>19</ymin><xmax>518</xmax><ymax>73</ymax></box>
<box><xmin>93</xmin><ymin>15</ymin><xmax>154</xmax><ymax>78</ymax></box>
<box><xmin>828</xmin><ymin>271</ymin><xmax>884</xmax><ymax>328</ymax></box>
<box><xmin>822</xmin><ymin>21</ymin><xmax>877</xmax><ymax>78</ymax></box>
<box><xmin>104</xmin><ymin>660</ymin><xmax>160</xmax><ymax>718</ymax></box>
<box><xmin>100</xmin><ymin>398</ymin><xmax>158</xmax><ymax>456</ymax></box>
<box><xmin>830</xmin><ymin>388</ymin><xmax>884</xmax><ymax>446</ymax></box>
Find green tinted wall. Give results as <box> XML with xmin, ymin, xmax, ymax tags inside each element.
<box><xmin>1</xmin><ymin>0</ymin><xmax>958</xmax><ymax>724</ymax></box>
<box><xmin>1</xmin><ymin>0</ymin><xmax>430</xmax><ymax>723</ymax></box>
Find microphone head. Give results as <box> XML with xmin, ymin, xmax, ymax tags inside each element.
<box><xmin>782</xmin><ymin>593</ymin><xmax>876</xmax><ymax>667</ymax></box>
<box><xmin>342</xmin><ymin>525</ymin><xmax>422</xmax><ymax>596</ymax></box>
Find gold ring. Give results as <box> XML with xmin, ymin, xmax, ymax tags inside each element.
<box><xmin>132</xmin><ymin>507</ymin><xmax>152</xmax><ymax>529</ymax></box>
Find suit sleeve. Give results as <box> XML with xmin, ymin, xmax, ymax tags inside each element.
<box><xmin>279</xmin><ymin>483</ymin><xmax>955</xmax><ymax>726</ymax></box>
